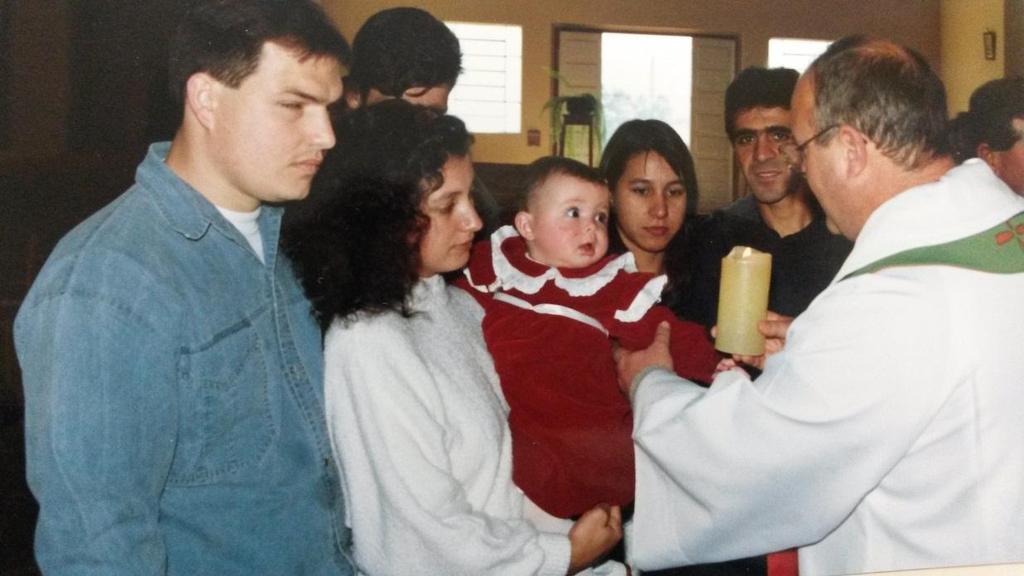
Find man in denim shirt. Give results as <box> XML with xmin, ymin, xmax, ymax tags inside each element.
<box><xmin>14</xmin><ymin>1</ymin><xmax>354</xmax><ymax>573</ymax></box>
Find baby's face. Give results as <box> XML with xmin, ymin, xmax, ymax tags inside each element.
<box><xmin>519</xmin><ymin>173</ymin><xmax>611</xmax><ymax>269</ymax></box>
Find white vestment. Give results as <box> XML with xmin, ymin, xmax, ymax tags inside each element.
<box><xmin>630</xmin><ymin>160</ymin><xmax>1024</xmax><ymax>575</ymax></box>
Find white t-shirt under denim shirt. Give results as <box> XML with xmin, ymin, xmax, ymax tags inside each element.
<box><xmin>216</xmin><ymin>205</ymin><xmax>264</xmax><ymax>264</ymax></box>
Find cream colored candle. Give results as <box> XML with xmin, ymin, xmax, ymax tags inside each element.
<box><xmin>715</xmin><ymin>246</ymin><xmax>772</xmax><ymax>355</ymax></box>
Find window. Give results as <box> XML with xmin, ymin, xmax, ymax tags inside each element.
<box><xmin>768</xmin><ymin>38</ymin><xmax>832</xmax><ymax>73</ymax></box>
<box><xmin>556</xmin><ymin>28</ymin><xmax>736</xmax><ymax>213</ymax></box>
<box><xmin>601</xmin><ymin>33</ymin><xmax>694</xmax><ymax>146</ymax></box>
<box><xmin>446</xmin><ymin>22</ymin><xmax>522</xmax><ymax>134</ymax></box>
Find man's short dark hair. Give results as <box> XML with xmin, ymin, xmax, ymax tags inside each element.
<box><xmin>948</xmin><ymin>77</ymin><xmax>1024</xmax><ymax>162</ymax></box>
<box><xmin>168</xmin><ymin>0</ymin><xmax>350</xmax><ymax>113</ymax></box>
<box><xmin>348</xmin><ymin>7</ymin><xmax>462</xmax><ymax>98</ymax></box>
<box><xmin>520</xmin><ymin>156</ymin><xmax>606</xmax><ymax>211</ymax></box>
<box><xmin>809</xmin><ymin>35</ymin><xmax>948</xmax><ymax>169</ymax></box>
<box><xmin>724</xmin><ymin>66</ymin><xmax>799</xmax><ymax>139</ymax></box>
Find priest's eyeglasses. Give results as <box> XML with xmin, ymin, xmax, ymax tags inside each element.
<box><xmin>780</xmin><ymin>125</ymin><xmax>838</xmax><ymax>167</ymax></box>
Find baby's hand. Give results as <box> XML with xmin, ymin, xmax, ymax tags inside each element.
<box><xmin>713</xmin><ymin>357</ymin><xmax>749</xmax><ymax>378</ymax></box>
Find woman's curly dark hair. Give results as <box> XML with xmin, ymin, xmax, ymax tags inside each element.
<box><xmin>284</xmin><ymin>100</ymin><xmax>472</xmax><ymax>329</ymax></box>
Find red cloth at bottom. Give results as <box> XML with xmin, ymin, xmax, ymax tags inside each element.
<box><xmin>767</xmin><ymin>549</ymin><xmax>798</xmax><ymax>576</ymax></box>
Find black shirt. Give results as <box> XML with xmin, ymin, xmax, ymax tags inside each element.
<box><xmin>677</xmin><ymin>195</ymin><xmax>852</xmax><ymax>328</ymax></box>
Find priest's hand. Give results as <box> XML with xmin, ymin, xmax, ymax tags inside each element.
<box><xmin>712</xmin><ymin>311</ymin><xmax>792</xmax><ymax>370</ymax></box>
<box><xmin>614</xmin><ymin>321</ymin><xmax>673</xmax><ymax>397</ymax></box>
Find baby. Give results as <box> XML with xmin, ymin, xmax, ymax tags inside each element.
<box><xmin>458</xmin><ymin>156</ymin><xmax>719</xmax><ymax>521</ymax></box>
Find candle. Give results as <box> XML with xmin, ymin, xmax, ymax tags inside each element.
<box><xmin>715</xmin><ymin>246</ymin><xmax>772</xmax><ymax>355</ymax></box>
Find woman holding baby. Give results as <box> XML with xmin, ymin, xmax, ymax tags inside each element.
<box><xmin>285</xmin><ymin>100</ymin><xmax>622</xmax><ymax>576</ymax></box>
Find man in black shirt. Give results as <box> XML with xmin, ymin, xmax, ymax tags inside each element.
<box><xmin>680</xmin><ymin>67</ymin><xmax>851</xmax><ymax>330</ymax></box>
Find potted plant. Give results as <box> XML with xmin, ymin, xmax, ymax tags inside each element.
<box><xmin>541</xmin><ymin>70</ymin><xmax>604</xmax><ymax>164</ymax></box>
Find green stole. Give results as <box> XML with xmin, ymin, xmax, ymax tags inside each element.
<box><xmin>841</xmin><ymin>211</ymin><xmax>1024</xmax><ymax>280</ymax></box>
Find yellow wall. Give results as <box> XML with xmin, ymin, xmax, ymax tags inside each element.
<box><xmin>326</xmin><ymin>0</ymin><xmax>942</xmax><ymax>164</ymax></box>
<box><xmin>941</xmin><ymin>0</ymin><xmax>1005</xmax><ymax>114</ymax></box>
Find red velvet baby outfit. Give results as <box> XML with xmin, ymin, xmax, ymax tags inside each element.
<box><xmin>457</xmin><ymin>226</ymin><xmax>719</xmax><ymax>518</ymax></box>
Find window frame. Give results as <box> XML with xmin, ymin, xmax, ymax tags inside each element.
<box><xmin>445</xmin><ymin>21</ymin><xmax>523</xmax><ymax>135</ymax></box>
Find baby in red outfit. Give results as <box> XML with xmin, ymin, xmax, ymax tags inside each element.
<box><xmin>457</xmin><ymin>156</ymin><xmax>718</xmax><ymax>520</ymax></box>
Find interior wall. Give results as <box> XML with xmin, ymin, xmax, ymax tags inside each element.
<box><xmin>941</xmin><ymin>0</ymin><xmax>1005</xmax><ymax>113</ymax></box>
<box><xmin>326</xmin><ymin>0</ymin><xmax>942</xmax><ymax>164</ymax></box>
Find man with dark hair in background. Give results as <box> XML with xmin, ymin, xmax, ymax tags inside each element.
<box><xmin>617</xmin><ymin>36</ymin><xmax>1024</xmax><ymax>575</ymax></box>
<box><xmin>949</xmin><ymin>76</ymin><xmax>1024</xmax><ymax>194</ymax></box>
<box><xmin>680</xmin><ymin>66</ymin><xmax>850</xmax><ymax>330</ymax></box>
<box><xmin>343</xmin><ymin>6</ymin><xmax>461</xmax><ymax>113</ymax></box>
<box><xmin>15</xmin><ymin>1</ymin><xmax>355</xmax><ymax>573</ymax></box>
<box><xmin>338</xmin><ymin>6</ymin><xmax>502</xmax><ymax>235</ymax></box>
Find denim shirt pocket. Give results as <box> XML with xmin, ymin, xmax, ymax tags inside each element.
<box><xmin>170</xmin><ymin>320</ymin><xmax>277</xmax><ymax>485</ymax></box>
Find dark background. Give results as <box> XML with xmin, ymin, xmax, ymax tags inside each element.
<box><xmin>2</xmin><ymin>3</ymin><xmax>187</xmax><ymax>573</ymax></box>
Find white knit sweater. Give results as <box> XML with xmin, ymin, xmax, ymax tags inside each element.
<box><xmin>324</xmin><ymin>275</ymin><xmax>572</xmax><ymax>576</ymax></box>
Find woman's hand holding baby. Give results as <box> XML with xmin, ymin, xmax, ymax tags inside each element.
<box><xmin>567</xmin><ymin>503</ymin><xmax>623</xmax><ymax>574</ymax></box>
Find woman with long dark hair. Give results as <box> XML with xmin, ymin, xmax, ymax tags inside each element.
<box><xmin>599</xmin><ymin>119</ymin><xmax>700</xmax><ymax>313</ymax></box>
<box><xmin>286</xmin><ymin>100</ymin><xmax>621</xmax><ymax>576</ymax></box>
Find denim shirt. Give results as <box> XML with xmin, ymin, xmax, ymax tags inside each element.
<box><xmin>15</xmin><ymin>143</ymin><xmax>353</xmax><ymax>575</ymax></box>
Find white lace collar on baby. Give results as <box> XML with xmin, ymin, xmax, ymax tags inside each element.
<box><xmin>471</xmin><ymin>225</ymin><xmax>639</xmax><ymax>297</ymax></box>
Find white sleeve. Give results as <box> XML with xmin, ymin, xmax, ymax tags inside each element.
<box><xmin>324</xmin><ymin>319</ymin><xmax>571</xmax><ymax>576</ymax></box>
<box><xmin>629</xmin><ymin>270</ymin><xmax>954</xmax><ymax>570</ymax></box>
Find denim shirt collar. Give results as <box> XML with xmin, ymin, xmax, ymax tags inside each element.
<box><xmin>138</xmin><ymin>142</ymin><xmax>283</xmax><ymax>266</ymax></box>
